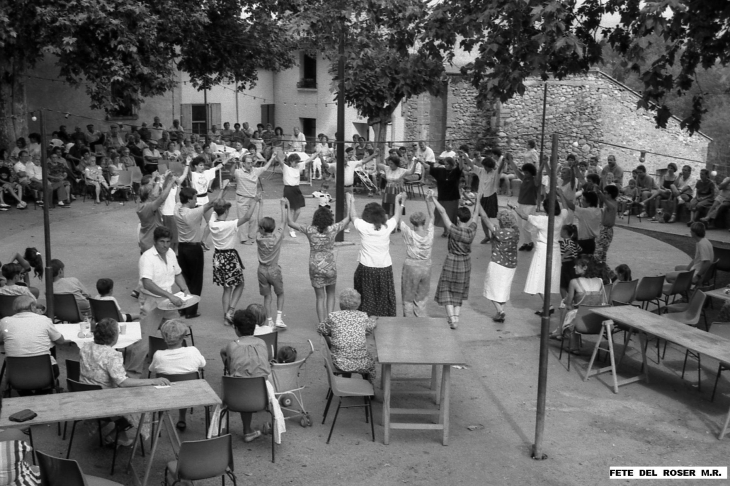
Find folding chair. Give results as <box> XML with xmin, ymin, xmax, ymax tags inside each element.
<box><xmin>163</xmin><ymin>434</ymin><xmax>237</xmax><ymax>486</ymax></box>
<box><xmin>52</xmin><ymin>294</ymin><xmax>83</xmax><ymax>323</ymax></box>
<box><xmin>220</xmin><ymin>376</ymin><xmax>276</xmax><ymax>462</ymax></box>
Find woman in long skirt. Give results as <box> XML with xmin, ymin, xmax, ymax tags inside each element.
<box><xmin>510</xmin><ymin>198</ymin><xmax>568</xmax><ymax>315</ymax></box>
<box><xmin>209</xmin><ymin>195</ymin><xmax>261</xmax><ymax>324</ymax></box>
<box><xmin>481</xmin><ymin>208</ymin><xmax>520</xmax><ymax>323</ymax></box>
<box><xmin>350</xmin><ymin>193</ymin><xmax>405</xmax><ymax>316</ymax></box>
<box><xmin>399</xmin><ymin>191</ymin><xmax>435</xmax><ymax>317</ymax></box>
<box><xmin>378</xmin><ymin>155</ymin><xmax>422</xmax><ymax>217</ymax></box>
<box><xmin>433</xmin><ymin>197</ymin><xmax>479</xmax><ymax>329</ymax></box>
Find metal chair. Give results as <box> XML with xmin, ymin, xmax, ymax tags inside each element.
<box><xmin>662</xmin><ymin>291</ymin><xmax>708</xmax><ymax>389</ymax></box>
<box><xmin>661</xmin><ymin>270</ymin><xmax>695</xmax><ymax>307</ymax></box>
<box><xmin>52</xmin><ymin>294</ymin><xmax>82</xmax><ymax>323</ymax></box>
<box><xmin>89</xmin><ymin>298</ymin><xmax>123</xmax><ymax>322</ymax></box>
<box><xmin>0</xmin><ymin>294</ymin><xmax>19</xmax><ymax>318</ymax></box>
<box><xmin>633</xmin><ymin>275</ymin><xmax>665</xmax><ymax>313</ymax></box>
<box><xmin>259</xmin><ymin>331</ymin><xmax>278</xmax><ymax>362</ymax></box>
<box><xmin>558</xmin><ymin>304</ymin><xmax>615</xmax><ymax>372</ymax></box>
<box><xmin>321</xmin><ymin>346</ymin><xmax>375</xmax><ymax>444</ymax></box>
<box><xmin>404</xmin><ymin>169</ymin><xmax>427</xmax><ymax>199</ymax></box>
<box><xmin>36</xmin><ymin>450</ymin><xmax>124</xmax><ymax>486</ymax></box>
<box><xmin>609</xmin><ymin>280</ymin><xmax>638</xmax><ymax>306</ymax></box>
<box><xmin>163</xmin><ymin>434</ymin><xmax>237</xmax><ymax>486</ymax></box>
<box><xmin>713</xmin><ymin>246</ymin><xmax>730</xmax><ymax>288</ymax></box>
<box><xmin>220</xmin><ymin>376</ymin><xmax>276</xmax><ymax>462</ymax></box>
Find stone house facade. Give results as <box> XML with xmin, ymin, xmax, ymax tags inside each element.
<box><xmin>402</xmin><ymin>69</ymin><xmax>711</xmax><ymax>181</ymax></box>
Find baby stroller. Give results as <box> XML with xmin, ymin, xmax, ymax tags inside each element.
<box><xmin>270</xmin><ymin>339</ymin><xmax>315</xmax><ymax>427</ymax></box>
<box><xmin>354</xmin><ymin>168</ymin><xmax>378</xmax><ymax>194</ymax></box>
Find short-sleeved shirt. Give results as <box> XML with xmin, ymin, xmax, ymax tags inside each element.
<box><xmin>80</xmin><ymin>342</ymin><xmax>128</xmax><ymax>388</ymax></box>
<box><xmin>601</xmin><ymin>164</ymin><xmax>624</xmax><ymax>186</ymax></box>
<box><xmin>282</xmin><ymin>161</ymin><xmax>305</xmax><ymax>186</ymax></box>
<box><xmin>474</xmin><ymin>166</ymin><xmax>500</xmax><ymax>197</ymax></box>
<box><xmin>160</xmin><ymin>185</ymin><xmax>178</xmax><ymax>216</ymax></box>
<box><xmin>233</xmin><ymin>167</ymin><xmax>266</xmax><ymax>198</ymax></box>
<box><xmin>174</xmin><ymin>203</ymin><xmax>206</xmax><ymax>243</ymax></box>
<box><xmin>0</xmin><ymin>284</ymin><xmax>35</xmax><ymax>300</ymax></box>
<box><xmin>223</xmin><ymin>336</ymin><xmax>271</xmax><ymax>378</ymax></box>
<box><xmin>574</xmin><ymin>206</ymin><xmax>603</xmax><ymax>239</ymax></box>
<box><xmin>427</xmin><ymin>164</ymin><xmax>462</xmax><ymax>201</ymax></box>
<box><xmin>326</xmin><ymin>160</ymin><xmax>362</xmax><ymax>186</ymax></box>
<box><xmin>137</xmin><ymin>201</ymin><xmax>163</xmax><ymax>252</ymax></box>
<box><xmin>149</xmin><ymin>346</ymin><xmax>206</xmax><ymax>375</ymax></box>
<box><xmin>0</xmin><ymin>312</ymin><xmax>61</xmax><ymax>357</ymax></box>
<box><xmin>354</xmin><ymin>217</ymin><xmax>398</xmax><ymax>268</ymax></box>
<box><xmin>447</xmin><ymin>222</ymin><xmax>478</xmax><ymax>256</ymax></box>
<box><xmin>257</xmin><ymin>228</ymin><xmax>285</xmax><ymax>266</ymax></box>
<box><xmin>560</xmin><ymin>239</ymin><xmax>580</xmax><ymax>261</ymax></box>
<box><xmin>695</xmin><ymin>179</ymin><xmax>716</xmax><ymax>198</ymax></box>
<box><xmin>139</xmin><ymin>246</ymin><xmax>181</xmax><ymax>295</ymax></box>
<box><xmin>416</xmin><ymin>147</ymin><xmax>436</xmax><ymax>163</ymax></box>
<box><xmin>491</xmin><ymin>227</ymin><xmax>519</xmax><ymax>269</ymax></box>
<box><xmin>636</xmin><ymin>175</ymin><xmax>658</xmax><ymax>191</ymax></box>
<box><xmin>53</xmin><ymin>277</ymin><xmax>90</xmax><ymax>308</ymax></box>
<box><xmin>383</xmin><ymin>166</ymin><xmax>407</xmax><ymax>183</ymax></box>
<box><xmin>209</xmin><ymin>212</ymin><xmax>239</xmax><ymax>250</ymax></box>
<box><xmin>191</xmin><ymin>169</ymin><xmax>217</xmax><ymax>196</ymax></box>
<box><xmin>400</xmin><ymin>221</ymin><xmax>434</xmax><ymax>262</ymax></box>
<box><xmin>518</xmin><ymin>175</ymin><xmax>539</xmax><ymax>206</ymax></box>
<box><xmin>691</xmin><ymin>238</ymin><xmax>714</xmax><ymax>273</ymax></box>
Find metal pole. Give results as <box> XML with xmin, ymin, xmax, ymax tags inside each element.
<box><xmin>538</xmin><ymin>83</ymin><xmax>548</xmax><ymax>174</ymax></box>
<box><xmin>335</xmin><ymin>23</ymin><xmax>346</xmax><ymax>242</ymax></box>
<box><xmin>38</xmin><ymin>109</ymin><xmax>54</xmax><ymax>320</ymax></box>
<box><xmin>532</xmin><ymin>132</ymin><xmax>560</xmax><ymax>460</ymax></box>
<box><xmin>203</xmin><ymin>89</ymin><xmax>209</xmax><ymax>136</ymax></box>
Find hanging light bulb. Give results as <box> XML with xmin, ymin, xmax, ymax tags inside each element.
<box><xmin>31</xmin><ymin>115</ymin><xmax>37</xmax><ymax>121</ymax></box>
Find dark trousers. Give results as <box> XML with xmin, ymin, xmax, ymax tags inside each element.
<box><xmin>577</xmin><ymin>238</ymin><xmax>596</xmax><ymax>256</ymax></box>
<box><xmin>177</xmin><ymin>242</ymin><xmax>204</xmax><ymax>316</ymax></box>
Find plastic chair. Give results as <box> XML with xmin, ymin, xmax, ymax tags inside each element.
<box><xmin>66</xmin><ymin>359</ymin><xmax>80</xmax><ymax>382</ymax></box>
<box><xmin>0</xmin><ymin>294</ymin><xmax>19</xmax><ymax>318</ymax></box>
<box><xmin>694</xmin><ymin>260</ymin><xmax>718</xmax><ymax>310</ymax></box>
<box><xmin>220</xmin><ymin>376</ymin><xmax>275</xmax><ymax>462</ymax></box>
<box><xmin>129</xmin><ymin>166</ymin><xmax>144</xmax><ymax>185</ymax></box>
<box><xmin>5</xmin><ymin>355</ymin><xmax>56</xmax><ymax>396</ymax></box>
<box><xmin>89</xmin><ymin>298</ymin><xmax>123</xmax><ymax>322</ymax></box>
<box><xmin>710</xmin><ymin>321</ymin><xmax>730</xmax><ymax>401</ymax></box>
<box><xmin>36</xmin><ymin>450</ymin><xmax>124</xmax><ymax>486</ymax></box>
<box><xmin>661</xmin><ymin>270</ymin><xmax>695</xmax><ymax>307</ymax></box>
<box><xmin>633</xmin><ymin>275</ymin><xmax>665</xmax><ymax>313</ymax></box>
<box><xmin>111</xmin><ymin>170</ymin><xmax>134</xmax><ymax>205</ymax></box>
<box><xmin>321</xmin><ymin>346</ymin><xmax>375</xmax><ymax>444</ymax></box>
<box><xmin>609</xmin><ymin>280</ymin><xmax>638</xmax><ymax>306</ymax></box>
<box><xmin>52</xmin><ymin>294</ymin><xmax>83</xmax><ymax>323</ymax></box>
<box><xmin>558</xmin><ymin>305</ymin><xmax>615</xmax><ymax>373</ymax></box>
<box><xmin>713</xmin><ymin>246</ymin><xmax>730</xmax><ymax>288</ymax></box>
<box><xmin>259</xmin><ymin>331</ymin><xmax>278</xmax><ymax>362</ymax></box>
<box><xmin>147</xmin><ymin>336</ymin><xmax>188</xmax><ymax>376</ymax></box>
<box><xmin>163</xmin><ymin>434</ymin><xmax>237</xmax><ymax>485</ymax></box>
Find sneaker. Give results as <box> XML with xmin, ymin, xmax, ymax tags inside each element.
<box><xmin>36</xmin><ymin>200</ymin><xmax>43</xmax><ymax>206</ymax></box>
<box><xmin>275</xmin><ymin>319</ymin><xmax>287</xmax><ymax>329</ymax></box>
<box><xmin>639</xmin><ymin>212</ymin><xmax>648</xmax><ymax>218</ymax></box>
<box><xmin>0</xmin><ymin>206</ymin><xmax>7</xmax><ymax>211</ymax></box>
<box><xmin>57</xmin><ymin>201</ymin><xmax>66</xmax><ymax>207</ymax></box>
<box><xmin>622</xmin><ymin>210</ymin><xmax>629</xmax><ymax>216</ymax></box>
<box><xmin>0</xmin><ymin>203</ymin><xmax>9</xmax><ymax>208</ymax></box>
<box><xmin>289</xmin><ymin>229</ymin><xmax>296</xmax><ymax>238</ymax></box>
<box><xmin>17</xmin><ymin>201</ymin><xmax>27</xmax><ymax>209</ymax></box>
<box><xmin>343</xmin><ymin>228</ymin><xmax>350</xmax><ymax>233</ymax></box>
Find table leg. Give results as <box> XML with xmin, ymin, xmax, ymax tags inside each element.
<box><xmin>141</xmin><ymin>411</ymin><xmax>165</xmax><ymax>486</ymax></box>
<box><xmin>638</xmin><ymin>332</ymin><xmax>651</xmax><ymax>384</ymax></box>
<box><xmin>617</xmin><ymin>329</ymin><xmax>633</xmax><ymax>368</ymax></box>
<box><xmin>719</xmin><ymin>405</ymin><xmax>730</xmax><ymax>440</ymax></box>
<box><xmin>127</xmin><ymin>412</ymin><xmax>147</xmax><ymax>475</ymax></box>
<box><xmin>383</xmin><ymin>364</ymin><xmax>391</xmax><ymax>445</ymax></box>
<box><xmin>439</xmin><ymin>365</ymin><xmax>451</xmax><ymax>446</ymax></box>
<box><xmin>431</xmin><ymin>365</ymin><xmax>442</xmax><ymax>406</ymax></box>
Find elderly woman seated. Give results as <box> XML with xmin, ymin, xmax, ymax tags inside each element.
<box><xmin>317</xmin><ymin>288</ymin><xmax>377</xmax><ymax>382</ymax></box>
<box><xmin>80</xmin><ymin>318</ymin><xmax>169</xmax><ymax>446</ymax></box>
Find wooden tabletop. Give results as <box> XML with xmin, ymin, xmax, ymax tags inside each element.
<box><xmin>705</xmin><ymin>289</ymin><xmax>730</xmax><ymax>303</ymax></box>
<box><xmin>0</xmin><ymin>380</ymin><xmax>221</xmax><ymax>428</ymax></box>
<box><xmin>590</xmin><ymin>306</ymin><xmax>730</xmax><ymax>364</ymax></box>
<box><xmin>375</xmin><ymin>318</ymin><xmax>465</xmax><ymax>366</ymax></box>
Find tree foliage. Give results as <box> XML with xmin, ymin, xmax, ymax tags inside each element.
<box><xmin>423</xmin><ymin>0</ymin><xmax>730</xmax><ymax>134</ymax></box>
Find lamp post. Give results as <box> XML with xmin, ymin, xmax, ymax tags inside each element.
<box><xmin>335</xmin><ymin>23</ymin><xmax>346</xmax><ymax>242</ymax></box>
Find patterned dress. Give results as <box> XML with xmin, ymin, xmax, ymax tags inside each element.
<box><xmin>483</xmin><ymin>227</ymin><xmax>519</xmax><ymax>303</ymax></box>
<box><xmin>304</xmin><ymin>222</ymin><xmax>345</xmax><ymax>288</ymax></box>
<box><xmin>317</xmin><ymin>310</ymin><xmax>376</xmax><ymax>381</ymax></box>
<box><xmin>435</xmin><ymin>222</ymin><xmax>478</xmax><ymax>306</ymax></box>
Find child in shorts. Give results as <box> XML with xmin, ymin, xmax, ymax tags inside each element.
<box><xmin>256</xmin><ymin>199</ymin><xmax>287</xmax><ymax>329</ymax></box>
<box><xmin>95</xmin><ymin>278</ymin><xmax>138</xmax><ymax>321</ymax></box>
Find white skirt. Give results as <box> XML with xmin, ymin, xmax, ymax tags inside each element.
<box><xmin>524</xmin><ymin>242</ymin><xmax>562</xmax><ymax>295</ymax></box>
<box><xmin>483</xmin><ymin>262</ymin><xmax>516</xmax><ymax>303</ymax></box>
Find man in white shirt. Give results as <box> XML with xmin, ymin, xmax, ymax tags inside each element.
<box><xmin>415</xmin><ymin>141</ymin><xmax>436</xmax><ymax>165</ymax></box>
<box><xmin>233</xmin><ymin>153</ymin><xmax>275</xmax><ymax>244</ymax></box>
<box><xmin>159</xmin><ymin>162</ymin><xmax>190</xmax><ymax>253</ymax></box>
<box><xmin>143</xmin><ymin>139</ymin><xmax>162</xmax><ymax>174</ymax></box>
<box><xmin>150</xmin><ymin>116</ymin><xmax>165</xmax><ymax>141</ymax></box>
<box><xmin>438</xmin><ymin>141</ymin><xmax>456</xmax><ymax>161</ymax></box>
<box><xmin>15</xmin><ymin>150</ymin><xmax>43</xmax><ymax>205</ymax></box>
<box><xmin>127</xmin><ymin>226</ymin><xmax>189</xmax><ymax>378</ymax></box>
<box><xmin>289</xmin><ymin>127</ymin><xmax>307</xmax><ymax>152</ymax></box>
<box><xmin>104</xmin><ymin>123</ymin><xmax>126</xmax><ymax>150</ymax></box>
<box><xmin>231</xmin><ymin>142</ymin><xmax>248</xmax><ymax>161</ymax></box>
<box><xmin>85</xmin><ymin>124</ymin><xmax>104</xmax><ymax>151</ymax></box>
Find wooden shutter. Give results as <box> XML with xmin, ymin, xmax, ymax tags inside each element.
<box><xmin>261</xmin><ymin>104</ymin><xmax>275</xmax><ymax>127</ymax></box>
<box><xmin>209</xmin><ymin>103</ymin><xmax>222</xmax><ymax>128</ymax></box>
<box><xmin>180</xmin><ymin>104</ymin><xmax>193</xmax><ymax>132</ymax></box>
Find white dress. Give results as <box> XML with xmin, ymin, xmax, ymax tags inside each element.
<box><xmin>524</xmin><ymin>209</ymin><xmax>567</xmax><ymax>294</ymax></box>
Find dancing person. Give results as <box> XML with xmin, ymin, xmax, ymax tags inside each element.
<box><xmin>481</xmin><ymin>209</ymin><xmax>520</xmax><ymax>323</ymax></box>
<box><xmin>350</xmin><ymin>193</ymin><xmax>404</xmax><ymax>317</ymax></box>
<box><xmin>465</xmin><ymin>153</ymin><xmax>504</xmax><ymax>243</ymax></box>
<box><xmin>506</xmin><ymin>157</ymin><xmax>543</xmax><ymax>251</ymax></box>
<box><xmin>594</xmin><ymin>185</ymin><xmax>619</xmax><ymax>263</ymax></box>
<box><xmin>425</xmin><ymin>156</ymin><xmax>463</xmax><ymax>237</ymax></box>
<box><xmin>558</xmin><ymin>190</ymin><xmax>601</xmax><ymax>256</ymax></box>
<box><xmin>174</xmin><ymin>187</ymin><xmax>218</xmax><ymax>318</ymax></box>
<box><xmin>137</xmin><ymin>172</ymin><xmax>175</xmax><ymax>253</ymax></box>
<box><xmin>377</xmin><ymin>154</ymin><xmax>422</xmax><ymax>218</ymax></box>
<box><xmin>399</xmin><ymin>191</ymin><xmax>435</xmax><ymax>317</ymax></box>
<box><xmin>159</xmin><ymin>160</ymin><xmax>190</xmax><ymax>253</ymax></box>
<box><xmin>232</xmin><ymin>153</ymin><xmax>275</xmax><ymax>245</ymax></box>
<box><xmin>510</xmin><ymin>198</ymin><xmax>568</xmax><ymax>316</ymax></box>
<box><xmin>256</xmin><ymin>198</ymin><xmax>288</xmax><ymax>329</ymax></box>
<box><xmin>317</xmin><ymin>288</ymin><xmax>377</xmax><ymax>382</ymax></box>
<box><xmin>209</xmin><ymin>195</ymin><xmax>261</xmax><ymax>325</ymax></box>
<box><xmin>433</xmin><ymin>194</ymin><xmax>480</xmax><ymax>329</ymax></box>
<box><xmin>128</xmin><ymin>226</ymin><xmax>189</xmax><ymax>378</ymax></box>
<box><xmin>288</xmin><ymin>193</ymin><xmax>353</xmax><ymax>323</ymax></box>
<box><xmin>559</xmin><ymin>225</ymin><xmax>580</xmax><ymax>298</ymax></box>
<box><xmin>282</xmin><ymin>152</ymin><xmax>315</xmax><ymax>238</ymax></box>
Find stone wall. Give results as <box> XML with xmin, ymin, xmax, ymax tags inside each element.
<box><xmin>444</xmin><ymin>77</ymin><xmax>490</xmax><ymax>151</ymax></box>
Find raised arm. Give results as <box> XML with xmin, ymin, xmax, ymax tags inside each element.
<box><xmin>151</xmin><ymin>172</ymin><xmax>175</xmax><ymax>210</ymax></box>
<box><xmin>556</xmin><ymin>187</ymin><xmax>575</xmax><ymax>211</ymax></box>
<box><xmin>477</xmin><ymin>203</ymin><xmax>496</xmax><ymax>232</ymax></box>
<box><xmin>508</xmin><ymin>157</ymin><xmax>525</xmax><ymax>181</ymax></box>
<box><xmin>392</xmin><ymin>192</ymin><xmax>407</xmax><ymax>227</ymax></box>
<box><xmin>349</xmin><ymin>192</ymin><xmax>359</xmax><ymax>222</ymax></box>
<box><xmin>260</xmin><ymin>153</ymin><xmax>276</xmax><ymax>172</ymax></box>
<box><xmin>175</xmin><ymin>162</ymin><xmax>190</xmax><ymax>185</ymax></box>
<box><xmin>337</xmin><ymin>192</ymin><xmax>353</xmax><ymax>228</ymax></box>
<box><xmin>425</xmin><ymin>190</ymin><xmax>435</xmax><ymax>226</ymax></box>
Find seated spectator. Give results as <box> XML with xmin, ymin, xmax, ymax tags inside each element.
<box><xmin>618</xmin><ymin>178</ymin><xmax>639</xmax><ymax>217</ymax></box>
<box><xmin>10</xmin><ymin>137</ymin><xmax>27</xmax><ymax>159</ymax></box>
<box><xmin>149</xmin><ymin>320</ymin><xmax>206</xmax><ymax>431</ymax></box>
<box><xmin>700</xmin><ymin>175</ymin><xmax>730</xmax><ymax>228</ymax></box>
<box><xmin>688</xmin><ymin>169</ymin><xmax>716</xmax><ymax>226</ymax></box>
<box><xmin>120</xmin><ymin>145</ymin><xmax>136</xmax><ymax>169</ymax></box>
<box><xmin>14</xmin><ymin>150</ymin><xmax>43</xmax><ymax>205</ymax></box>
<box><xmin>0</xmin><ymin>263</ymin><xmax>37</xmax><ymax>300</ymax></box>
<box><xmin>0</xmin><ymin>296</ymin><xmax>66</xmax><ymax>383</ymax></box>
<box><xmin>94</xmin><ymin>278</ymin><xmax>137</xmax><ymax>322</ymax></box>
<box><xmin>220</xmin><ymin>308</ymin><xmax>270</xmax><ymax>442</ymax></box>
<box><xmin>632</xmin><ymin>165</ymin><xmax>658</xmax><ymax>218</ymax></box>
<box><xmin>551</xmin><ymin>256</ymin><xmax>609</xmax><ymax>338</ymax></box>
<box><xmin>615</xmin><ymin>264</ymin><xmax>632</xmax><ymax>282</ymax></box>
<box><xmin>142</xmin><ymin>139</ymin><xmax>162</xmax><ymax>175</ymax></box>
<box><xmin>641</xmin><ymin>163</ymin><xmax>678</xmax><ymax>221</ymax></box>
<box><xmin>0</xmin><ymin>431</ymin><xmax>40</xmax><ymax>484</ymax></box>
<box><xmin>80</xmin><ymin>318</ymin><xmax>169</xmax><ymax>445</ymax></box>
<box><xmin>665</xmin><ymin>222</ymin><xmax>713</xmax><ymax>284</ymax></box>
<box><xmin>51</xmin><ymin>259</ymin><xmax>91</xmax><ymax>316</ymax></box>
<box><xmin>47</xmin><ymin>152</ymin><xmax>73</xmax><ymax>207</ymax></box>
<box><xmin>83</xmin><ymin>152</ymin><xmax>109</xmax><ymax>204</ymax></box>
<box><xmin>667</xmin><ymin>165</ymin><xmax>696</xmax><ymax>222</ymax></box>
<box><xmin>317</xmin><ymin>288</ymin><xmax>377</xmax><ymax>382</ymax></box>
<box><xmin>0</xmin><ymin>164</ymin><xmax>26</xmax><ymax>209</ymax></box>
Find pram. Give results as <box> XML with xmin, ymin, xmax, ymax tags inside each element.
<box><xmin>354</xmin><ymin>168</ymin><xmax>378</xmax><ymax>194</ymax></box>
<box><xmin>270</xmin><ymin>339</ymin><xmax>315</xmax><ymax>427</ymax></box>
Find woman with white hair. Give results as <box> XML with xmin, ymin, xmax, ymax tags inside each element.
<box><xmin>317</xmin><ymin>288</ymin><xmax>376</xmax><ymax>382</ymax></box>
<box><xmin>481</xmin><ymin>208</ymin><xmax>520</xmax><ymax>323</ymax></box>
<box><xmin>399</xmin><ymin>191</ymin><xmax>435</xmax><ymax>317</ymax></box>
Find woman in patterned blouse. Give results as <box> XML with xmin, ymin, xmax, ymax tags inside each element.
<box><xmin>481</xmin><ymin>208</ymin><xmax>520</xmax><ymax>323</ymax></box>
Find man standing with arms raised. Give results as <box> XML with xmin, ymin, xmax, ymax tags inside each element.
<box><xmin>232</xmin><ymin>153</ymin><xmax>276</xmax><ymax>244</ymax></box>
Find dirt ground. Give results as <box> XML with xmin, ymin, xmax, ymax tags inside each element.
<box><xmin>2</xmin><ymin>176</ymin><xmax>730</xmax><ymax>485</ymax></box>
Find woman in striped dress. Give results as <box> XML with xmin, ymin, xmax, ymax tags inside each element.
<box><xmin>433</xmin><ymin>196</ymin><xmax>479</xmax><ymax>329</ymax></box>
<box><xmin>377</xmin><ymin>155</ymin><xmax>422</xmax><ymax>218</ymax></box>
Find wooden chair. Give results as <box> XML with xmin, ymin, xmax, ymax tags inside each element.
<box><xmin>404</xmin><ymin>169</ymin><xmax>427</xmax><ymax>199</ymax></box>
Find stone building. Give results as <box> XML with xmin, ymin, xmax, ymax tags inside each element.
<box><xmin>402</xmin><ymin>69</ymin><xmax>711</xmax><ymax>180</ymax></box>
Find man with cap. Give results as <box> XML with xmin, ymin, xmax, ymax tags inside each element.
<box><xmin>104</xmin><ymin>123</ymin><xmax>126</xmax><ymax>150</ymax></box>
<box><xmin>143</xmin><ymin>139</ymin><xmax>162</xmax><ymax>174</ymax></box>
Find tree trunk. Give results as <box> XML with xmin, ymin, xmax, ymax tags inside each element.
<box><xmin>0</xmin><ymin>52</ymin><xmax>28</xmax><ymax>149</ymax></box>
<box><xmin>370</xmin><ymin>107</ymin><xmax>394</xmax><ymax>166</ymax></box>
